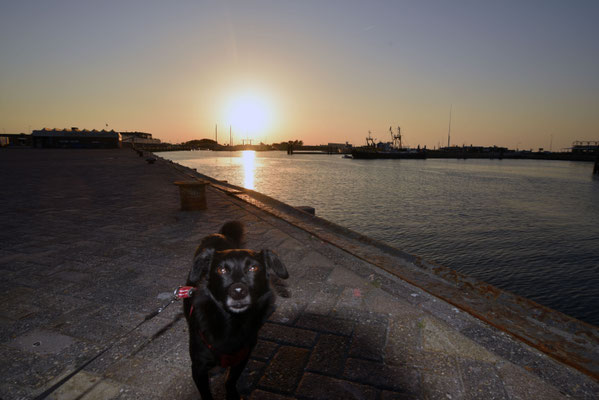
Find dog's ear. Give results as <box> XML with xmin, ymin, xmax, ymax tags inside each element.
<box><xmin>261</xmin><ymin>250</ymin><xmax>289</xmax><ymax>279</ymax></box>
<box><xmin>188</xmin><ymin>248</ymin><xmax>214</xmax><ymax>283</ymax></box>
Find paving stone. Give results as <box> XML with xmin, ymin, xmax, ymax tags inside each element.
<box><xmin>113</xmin><ymin>384</ymin><xmax>163</xmax><ymax>400</ymax></box>
<box><xmin>456</xmin><ymin>359</ymin><xmax>508</xmax><ymax>400</ymax></box>
<box><xmin>304</xmin><ymin>290</ymin><xmax>341</xmax><ymax>316</ymax></box>
<box><xmin>349</xmin><ymin>318</ymin><xmax>387</xmax><ymax>361</ymax></box>
<box><xmin>49</xmin><ymin>371</ymin><xmax>121</xmax><ymax>400</ymax></box>
<box><xmin>259</xmin><ymin>346</ymin><xmax>310</xmax><ymax>394</ymax></box>
<box><xmin>421</xmin><ymin>316</ymin><xmax>499</xmax><ymax>363</ymax></box>
<box><xmin>160</xmin><ymin>371</ymin><xmax>197</xmax><ymax>399</ymax></box>
<box><xmin>268</xmin><ymin>297</ymin><xmax>306</xmax><ymax>325</ymax></box>
<box><xmin>0</xmin><ymin>383</ymin><xmax>35</xmax><ymax>400</ymax></box>
<box><xmin>83</xmin><ymin>332</ymin><xmax>149</xmax><ymax>375</ymax></box>
<box><xmin>384</xmin><ymin>312</ymin><xmax>423</xmax><ymax>367</ymax></box>
<box><xmin>249</xmin><ymin>389</ymin><xmax>295</xmax><ymax>399</ymax></box>
<box><xmin>1</xmin><ymin>339</ymin><xmax>100</xmax><ymax>390</ymax></box>
<box><xmin>131</xmin><ymin>319</ymin><xmax>187</xmax><ymax>363</ymax></box>
<box><xmin>9</xmin><ymin>328</ymin><xmax>76</xmax><ymax>355</ymax></box>
<box><xmin>362</xmin><ymin>288</ymin><xmax>418</xmax><ymax>317</ymax></box>
<box><xmin>307</xmin><ymin>334</ymin><xmax>350</xmax><ymax>375</ymax></box>
<box><xmin>297</xmin><ymin>252</ymin><xmax>335</xmax><ymax>273</ymax></box>
<box><xmin>259</xmin><ymin>322</ymin><xmax>317</xmax><ymax>347</ymax></box>
<box><xmin>380</xmin><ymin>391</ymin><xmax>421</xmax><ymax>400</ymax></box>
<box><xmin>296</xmin><ymin>372</ymin><xmax>378</xmax><ymax>400</ymax></box>
<box><xmin>295</xmin><ymin>313</ymin><xmax>355</xmax><ymax>336</ymax></box>
<box><xmin>344</xmin><ymin>358</ymin><xmax>422</xmax><ymax>395</ymax></box>
<box><xmin>51</xmin><ymin>312</ymin><xmax>128</xmax><ymax>344</ymax></box>
<box><xmin>0</xmin><ymin>295</ymin><xmax>42</xmax><ymax>321</ymax></box>
<box><xmin>327</xmin><ymin>267</ymin><xmax>368</xmax><ymax>287</ymax></box>
<box><xmin>420</xmin><ymin>296</ymin><xmax>472</xmax><ymax>331</ymax></box>
<box><xmin>238</xmin><ymin>359</ymin><xmax>267</xmax><ymax>395</ymax></box>
<box><xmin>495</xmin><ymin>362</ymin><xmax>568</xmax><ymax>400</ymax></box>
<box><xmin>102</xmin><ymin>355</ymin><xmax>179</xmax><ymax>393</ymax></box>
<box><xmin>251</xmin><ymin>339</ymin><xmax>279</xmax><ymax>361</ymax></box>
<box><xmin>421</xmin><ymin>369</ymin><xmax>465</xmax><ymax>400</ymax></box>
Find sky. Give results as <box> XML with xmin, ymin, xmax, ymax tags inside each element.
<box><xmin>1</xmin><ymin>0</ymin><xmax>598</xmax><ymax>150</ymax></box>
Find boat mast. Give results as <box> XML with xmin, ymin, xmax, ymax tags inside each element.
<box><xmin>447</xmin><ymin>105</ymin><xmax>452</xmax><ymax>148</ymax></box>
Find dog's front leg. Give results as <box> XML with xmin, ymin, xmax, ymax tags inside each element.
<box><xmin>224</xmin><ymin>357</ymin><xmax>249</xmax><ymax>400</ymax></box>
<box><xmin>192</xmin><ymin>362</ymin><xmax>213</xmax><ymax>400</ymax></box>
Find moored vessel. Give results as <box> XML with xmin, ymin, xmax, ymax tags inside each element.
<box><xmin>351</xmin><ymin>126</ymin><xmax>426</xmax><ymax>159</ymax></box>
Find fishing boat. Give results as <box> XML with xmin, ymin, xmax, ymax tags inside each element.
<box><xmin>351</xmin><ymin>126</ymin><xmax>426</xmax><ymax>159</ymax></box>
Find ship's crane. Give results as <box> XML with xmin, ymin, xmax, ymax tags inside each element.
<box><xmin>390</xmin><ymin>126</ymin><xmax>402</xmax><ymax>149</ymax></box>
<box><xmin>366</xmin><ymin>131</ymin><xmax>377</xmax><ymax>148</ymax></box>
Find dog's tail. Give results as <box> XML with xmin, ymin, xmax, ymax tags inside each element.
<box><xmin>220</xmin><ymin>221</ymin><xmax>244</xmax><ymax>248</ymax></box>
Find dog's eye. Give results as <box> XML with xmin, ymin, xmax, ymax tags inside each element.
<box><xmin>247</xmin><ymin>265</ymin><xmax>259</xmax><ymax>272</ymax></box>
<box><xmin>217</xmin><ymin>265</ymin><xmax>229</xmax><ymax>275</ymax></box>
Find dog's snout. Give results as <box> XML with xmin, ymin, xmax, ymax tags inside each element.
<box><xmin>228</xmin><ymin>283</ymin><xmax>248</xmax><ymax>300</ymax></box>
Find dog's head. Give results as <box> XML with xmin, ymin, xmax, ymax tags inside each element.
<box><xmin>189</xmin><ymin>248</ymin><xmax>288</xmax><ymax>314</ymax></box>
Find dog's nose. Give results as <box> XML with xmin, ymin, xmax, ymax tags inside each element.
<box><xmin>228</xmin><ymin>283</ymin><xmax>248</xmax><ymax>300</ymax></box>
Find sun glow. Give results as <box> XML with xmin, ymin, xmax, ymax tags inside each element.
<box><xmin>225</xmin><ymin>91</ymin><xmax>273</xmax><ymax>139</ymax></box>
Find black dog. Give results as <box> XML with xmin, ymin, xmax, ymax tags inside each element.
<box><xmin>183</xmin><ymin>221</ymin><xmax>288</xmax><ymax>400</ymax></box>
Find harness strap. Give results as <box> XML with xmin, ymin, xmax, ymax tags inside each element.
<box><xmin>178</xmin><ymin>285</ymin><xmax>249</xmax><ymax>367</ymax></box>
<box><xmin>198</xmin><ymin>329</ymin><xmax>250</xmax><ymax>367</ymax></box>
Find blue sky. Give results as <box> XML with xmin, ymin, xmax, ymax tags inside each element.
<box><xmin>1</xmin><ymin>0</ymin><xmax>598</xmax><ymax>150</ymax></box>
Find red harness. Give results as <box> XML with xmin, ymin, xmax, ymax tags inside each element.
<box><xmin>175</xmin><ymin>286</ymin><xmax>250</xmax><ymax>368</ymax></box>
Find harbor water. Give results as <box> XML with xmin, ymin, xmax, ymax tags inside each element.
<box><xmin>162</xmin><ymin>150</ymin><xmax>599</xmax><ymax>326</ymax></box>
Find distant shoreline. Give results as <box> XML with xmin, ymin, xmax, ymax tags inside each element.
<box><xmin>151</xmin><ymin>146</ymin><xmax>597</xmax><ymax>162</ymax></box>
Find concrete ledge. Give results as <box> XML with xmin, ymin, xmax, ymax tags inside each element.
<box><xmin>164</xmin><ymin>154</ymin><xmax>599</xmax><ymax>381</ymax></box>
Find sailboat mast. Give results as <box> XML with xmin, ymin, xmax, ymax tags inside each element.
<box><xmin>447</xmin><ymin>105</ymin><xmax>452</xmax><ymax>148</ymax></box>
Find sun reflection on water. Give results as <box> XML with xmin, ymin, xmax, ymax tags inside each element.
<box><xmin>241</xmin><ymin>150</ymin><xmax>256</xmax><ymax>189</ymax></box>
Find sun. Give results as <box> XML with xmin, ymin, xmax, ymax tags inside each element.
<box><xmin>225</xmin><ymin>92</ymin><xmax>272</xmax><ymax>138</ymax></box>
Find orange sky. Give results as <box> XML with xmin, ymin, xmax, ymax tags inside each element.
<box><xmin>1</xmin><ymin>1</ymin><xmax>598</xmax><ymax>150</ymax></box>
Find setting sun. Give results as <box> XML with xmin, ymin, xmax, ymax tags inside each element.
<box><xmin>225</xmin><ymin>92</ymin><xmax>273</xmax><ymax>139</ymax></box>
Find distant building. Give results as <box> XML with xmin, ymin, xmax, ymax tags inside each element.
<box><xmin>571</xmin><ymin>141</ymin><xmax>599</xmax><ymax>154</ymax></box>
<box><xmin>120</xmin><ymin>131</ymin><xmax>161</xmax><ymax>145</ymax></box>
<box><xmin>0</xmin><ymin>133</ymin><xmax>32</xmax><ymax>147</ymax></box>
<box><xmin>31</xmin><ymin>128</ymin><xmax>121</xmax><ymax>148</ymax></box>
<box><xmin>327</xmin><ymin>142</ymin><xmax>353</xmax><ymax>152</ymax></box>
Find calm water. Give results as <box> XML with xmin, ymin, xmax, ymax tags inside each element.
<box><xmin>163</xmin><ymin>150</ymin><xmax>599</xmax><ymax>326</ymax></box>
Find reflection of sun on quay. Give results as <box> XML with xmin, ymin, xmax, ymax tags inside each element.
<box><xmin>241</xmin><ymin>150</ymin><xmax>256</xmax><ymax>190</ymax></box>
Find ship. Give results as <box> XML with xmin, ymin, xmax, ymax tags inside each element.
<box><xmin>351</xmin><ymin>126</ymin><xmax>426</xmax><ymax>159</ymax></box>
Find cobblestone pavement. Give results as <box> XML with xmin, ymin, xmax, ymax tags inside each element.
<box><xmin>0</xmin><ymin>149</ymin><xmax>597</xmax><ymax>400</ymax></box>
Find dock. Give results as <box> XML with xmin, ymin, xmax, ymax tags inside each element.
<box><xmin>0</xmin><ymin>148</ymin><xmax>597</xmax><ymax>399</ymax></box>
